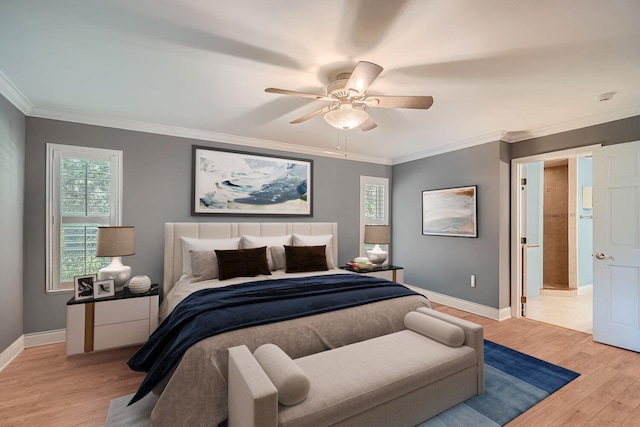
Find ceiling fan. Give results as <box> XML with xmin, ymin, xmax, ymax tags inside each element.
<box><xmin>265</xmin><ymin>61</ymin><xmax>433</xmax><ymax>131</ymax></box>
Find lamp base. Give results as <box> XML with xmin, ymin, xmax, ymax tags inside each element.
<box><xmin>367</xmin><ymin>244</ymin><xmax>388</xmax><ymax>266</ymax></box>
<box><xmin>98</xmin><ymin>257</ymin><xmax>132</xmax><ymax>292</ymax></box>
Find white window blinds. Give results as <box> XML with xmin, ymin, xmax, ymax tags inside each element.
<box><xmin>46</xmin><ymin>144</ymin><xmax>123</xmax><ymax>292</ymax></box>
<box><xmin>360</xmin><ymin>176</ymin><xmax>389</xmax><ymax>257</ymax></box>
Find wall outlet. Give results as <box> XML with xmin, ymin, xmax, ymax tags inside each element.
<box><xmin>470</xmin><ymin>275</ymin><xmax>476</xmax><ymax>288</ymax></box>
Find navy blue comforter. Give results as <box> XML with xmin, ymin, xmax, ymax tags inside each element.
<box><xmin>127</xmin><ymin>273</ymin><xmax>420</xmax><ymax>404</ymax></box>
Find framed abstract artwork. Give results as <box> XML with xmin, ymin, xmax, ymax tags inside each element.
<box><xmin>422</xmin><ymin>185</ymin><xmax>477</xmax><ymax>237</ymax></box>
<box><xmin>192</xmin><ymin>146</ymin><xmax>312</xmax><ymax>216</ymax></box>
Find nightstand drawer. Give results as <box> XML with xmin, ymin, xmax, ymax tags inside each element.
<box><xmin>94</xmin><ymin>298</ymin><xmax>149</xmax><ymax>326</ymax></box>
<box><xmin>66</xmin><ymin>286</ymin><xmax>159</xmax><ymax>355</ymax></box>
<box><xmin>94</xmin><ymin>319</ymin><xmax>150</xmax><ymax>350</ymax></box>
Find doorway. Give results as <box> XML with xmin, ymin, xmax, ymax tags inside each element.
<box><xmin>511</xmin><ymin>146</ymin><xmax>599</xmax><ymax>334</ymax></box>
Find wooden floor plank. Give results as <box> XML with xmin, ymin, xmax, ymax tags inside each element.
<box><xmin>620</xmin><ymin>404</ymin><xmax>640</xmax><ymax>426</ymax></box>
<box><xmin>1</xmin><ymin>304</ymin><xmax>639</xmax><ymax>426</ymax></box>
<box><xmin>0</xmin><ymin>343</ymin><xmax>143</xmax><ymax>427</ymax></box>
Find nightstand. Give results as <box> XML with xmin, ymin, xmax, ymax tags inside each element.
<box><xmin>340</xmin><ymin>265</ymin><xmax>404</xmax><ymax>283</ymax></box>
<box><xmin>66</xmin><ymin>284</ymin><xmax>159</xmax><ymax>355</ymax></box>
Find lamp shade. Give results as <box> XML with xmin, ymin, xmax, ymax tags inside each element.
<box><xmin>364</xmin><ymin>225</ymin><xmax>391</xmax><ymax>244</ymax></box>
<box><xmin>96</xmin><ymin>226</ymin><xmax>135</xmax><ymax>257</ymax></box>
<box><xmin>324</xmin><ymin>107</ymin><xmax>369</xmax><ymax>130</ymax></box>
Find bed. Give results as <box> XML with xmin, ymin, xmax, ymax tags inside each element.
<box><xmin>132</xmin><ymin>222</ymin><xmax>432</xmax><ymax>427</ymax></box>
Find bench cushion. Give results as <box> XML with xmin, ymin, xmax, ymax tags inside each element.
<box><xmin>404</xmin><ymin>311</ymin><xmax>465</xmax><ymax>347</ymax></box>
<box><xmin>278</xmin><ymin>330</ymin><xmax>476</xmax><ymax>427</ymax></box>
<box><xmin>254</xmin><ymin>344</ymin><xmax>310</xmax><ymax>406</ymax></box>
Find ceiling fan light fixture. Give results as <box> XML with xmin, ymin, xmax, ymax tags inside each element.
<box><xmin>324</xmin><ymin>107</ymin><xmax>369</xmax><ymax>130</ymax></box>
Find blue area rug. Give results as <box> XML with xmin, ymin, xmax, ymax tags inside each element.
<box><xmin>418</xmin><ymin>340</ymin><xmax>580</xmax><ymax>426</ymax></box>
<box><xmin>106</xmin><ymin>340</ymin><xmax>580</xmax><ymax>427</ymax></box>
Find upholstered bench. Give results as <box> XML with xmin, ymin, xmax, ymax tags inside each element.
<box><xmin>228</xmin><ymin>308</ymin><xmax>484</xmax><ymax>427</ymax></box>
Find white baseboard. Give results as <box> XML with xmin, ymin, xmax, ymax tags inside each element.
<box><xmin>0</xmin><ymin>336</ymin><xmax>24</xmax><ymax>371</ymax></box>
<box><xmin>24</xmin><ymin>329</ymin><xmax>66</xmax><ymax>348</ymax></box>
<box><xmin>0</xmin><ymin>329</ymin><xmax>67</xmax><ymax>372</ymax></box>
<box><xmin>406</xmin><ymin>285</ymin><xmax>512</xmax><ymax>321</ymax></box>
<box><xmin>578</xmin><ymin>284</ymin><xmax>593</xmax><ymax>295</ymax></box>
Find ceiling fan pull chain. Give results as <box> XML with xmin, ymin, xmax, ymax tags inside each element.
<box><xmin>343</xmin><ymin>129</ymin><xmax>349</xmax><ymax>157</ymax></box>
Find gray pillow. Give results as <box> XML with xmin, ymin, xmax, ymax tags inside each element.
<box><xmin>241</xmin><ymin>235</ymin><xmax>292</xmax><ymax>270</ymax></box>
<box><xmin>269</xmin><ymin>246</ymin><xmax>287</xmax><ymax>271</ymax></box>
<box><xmin>189</xmin><ymin>250</ymin><xmax>219</xmax><ymax>282</ymax></box>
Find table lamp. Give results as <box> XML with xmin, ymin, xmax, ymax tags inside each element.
<box><xmin>364</xmin><ymin>225</ymin><xmax>390</xmax><ymax>265</ymax></box>
<box><xmin>96</xmin><ymin>226</ymin><xmax>135</xmax><ymax>292</ymax></box>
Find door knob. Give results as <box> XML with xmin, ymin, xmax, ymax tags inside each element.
<box><xmin>595</xmin><ymin>252</ymin><xmax>612</xmax><ymax>260</ymax></box>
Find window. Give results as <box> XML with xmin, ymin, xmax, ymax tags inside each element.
<box><xmin>359</xmin><ymin>176</ymin><xmax>389</xmax><ymax>257</ymax></box>
<box><xmin>46</xmin><ymin>144</ymin><xmax>123</xmax><ymax>292</ymax></box>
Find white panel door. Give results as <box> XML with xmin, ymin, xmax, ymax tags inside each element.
<box><xmin>593</xmin><ymin>141</ymin><xmax>640</xmax><ymax>352</ymax></box>
<box><xmin>523</xmin><ymin>161</ymin><xmax>544</xmax><ymax>303</ymax></box>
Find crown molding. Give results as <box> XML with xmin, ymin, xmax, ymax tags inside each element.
<box><xmin>0</xmin><ymin>71</ymin><xmax>32</xmax><ymax>114</ymax></box>
<box><xmin>28</xmin><ymin>107</ymin><xmax>393</xmax><ymax>165</ymax></box>
<box><xmin>392</xmin><ymin>104</ymin><xmax>640</xmax><ymax>164</ymax></box>
<box><xmin>391</xmin><ymin>131</ymin><xmax>504</xmax><ymax>165</ymax></box>
<box><xmin>500</xmin><ymin>103</ymin><xmax>640</xmax><ymax>143</ymax></box>
<box><xmin>18</xmin><ymin>94</ymin><xmax>640</xmax><ymax>166</ymax></box>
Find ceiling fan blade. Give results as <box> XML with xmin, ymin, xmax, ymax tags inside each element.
<box><xmin>290</xmin><ymin>106</ymin><xmax>331</xmax><ymax>124</ymax></box>
<box><xmin>266</xmin><ymin>88</ymin><xmax>332</xmax><ymax>101</ymax></box>
<box><xmin>345</xmin><ymin>61</ymin><xmax>383</xmax><ymax>94</ymax></box>
<box><xmin>359</xmin><ymin>116</ymin><xmax>378</xmax><ymax>131</ymax></box>
<box><xmin>364</xmin><ymin>95</ymin><xmax>434</xmax><ymax>109</ymax></box>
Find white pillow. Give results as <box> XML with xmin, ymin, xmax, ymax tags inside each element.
<box><xmin>241</xmin><ymin>235</ymin><xmax>292</xmax><ymax>270</ymax></box>
<box><xmin>292</xmin><ymin>234</ymin><xmax>335</xmax><ymax>269</ymax></box>
<box><xmin>180</xmin><ymin>237</ymin><xmax>241</xmax><ymax>276</ymax></box>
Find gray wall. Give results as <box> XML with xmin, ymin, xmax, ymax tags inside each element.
<box><xmin>391</xmin><ymin>115</ymin><xmax>640</xmax><ymax>312</ymax></box>
<box><xmin>0</xmin><ymin>95</ymin><xmax>25</xmax><ymax>351</ymax></box>
<box><xmin>392</xmin><ymin>141</ymin><xmax>511</xmax><ymax>309</ymax></box>
<box><xmin>23</xmin><ymin>117</ymin><xmax>391</xmax><ymax>334</ymax></box>
<box><xmin>15</xmin><ymin>108</ymin><xmax>640</xmax><ymax>337</ymax></box>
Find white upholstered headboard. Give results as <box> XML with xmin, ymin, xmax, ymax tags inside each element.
<box><xmin>164</xmin><ymin>222</ymin><xmax>339</xmax><ymax>294</ymax></box>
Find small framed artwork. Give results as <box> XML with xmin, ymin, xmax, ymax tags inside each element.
<box><xmin>422</xmin><ymin>185</ymin><xmax>477</xmax><ymax>237</ymax></box>
<box><xmin>192</xmin><ymin>145</ymin><xmax>313</xmax><ymax>216</ymax></box>
<box><xmin>74</xmin><ymin>274</ymin><xmax>97</xmax><ymax>301</ymax></box>
<box><xmin>93</xmin><ymin>279</ymin><xmax>115</xmax><ymax>299</ymax></box>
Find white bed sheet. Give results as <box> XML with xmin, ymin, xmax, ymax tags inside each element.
<box><xmin>159</xmin><ymin>268</ymin><xmax>354</xmax><ymax>321</ymax></box>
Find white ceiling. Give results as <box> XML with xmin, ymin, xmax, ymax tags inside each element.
<box><xmin>1</xmin><ymin>0</ymin><xmax>639</xmax><ymax>164</ymax></box>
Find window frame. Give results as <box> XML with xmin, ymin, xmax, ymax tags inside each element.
<box><xmin>359</xmin><ymin>175</ymin><xmax>390</xmax><ymax>258</ymax></box>
<box><xmin>46</xmin><ymin>143</ymin><xmax>123</xmax><ymax>293</ymax></box>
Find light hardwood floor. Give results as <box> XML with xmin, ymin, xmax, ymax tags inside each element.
<box><xmin>0</xmin><ymin>344</ymin><xmax>144</xmax><ymax>427</ymax></box>
<box><xmin>1</xmin><ymin>304</ymin><xmax>639</xmax><ymax>426</ymax></box>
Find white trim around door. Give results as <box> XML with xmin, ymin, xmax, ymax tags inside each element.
<box><xmin>510</xmin><ymin>144</ymin><xmax>601</xmax><ymax>319</ymax></box>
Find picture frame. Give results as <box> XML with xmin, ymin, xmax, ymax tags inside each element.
<box><xmin>74</xmin><ymin>274</ymin><xmax>97</xmax><ymax>301</ymax></box>
<box><xmin>93</xmin><ymin>279</ymin><xmax>115</xmax><ymax>299</ymax></box>
<box><xmin>422</xmin><ymin>185</ymin><xmax>477</xmax><ymax>237</ymax></box>
<box><xmin>192</xmin><ymin>145</ymin><xmax>313</xmax><ymax>216</ymax></box>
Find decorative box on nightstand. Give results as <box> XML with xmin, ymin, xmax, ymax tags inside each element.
<box><xmin>66</xmin><ymin>284</ymin><xmax>159</xmax><ymax>355</ymax></box>
<box><xmin>340</xmin><ymin>264</ymin><xmax>404</xmax><ymax>283</ymax></box>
